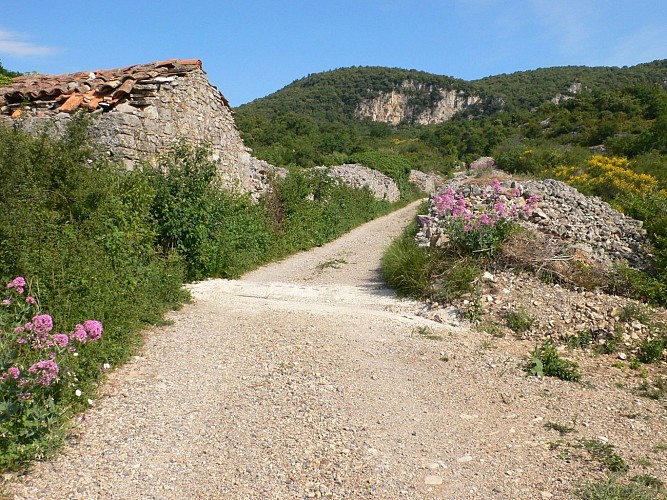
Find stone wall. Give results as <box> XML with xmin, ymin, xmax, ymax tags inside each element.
<box><xmin>5</xmin><ymin>67</ymin><xmax>273</xmax><ymax>200</ymax></box>
<box><xmin>316</xmin><ymin>164</ymin><xmax>401</xmax><ymax>202</ymax></box>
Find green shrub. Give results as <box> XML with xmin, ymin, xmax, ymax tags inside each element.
<box><xmin>381</xmin><ymin>221</ymin><xmax>435</xmax><ymax>298</ymax></box>
<box><xmin>527</xmin><ymin>339</ymin><xmax>581</xmax><ymax>381</ymax></box>
<box><xmin>146</xmin><ymin>143</ymin><xmax>272</xmax><ymax>280</ymax></box>
<box><xmin>0</xmin><ymin>119</ymin><xmax>188</xmax><ymax>469</ymax></box>
<box><xmin>505</xmin><ymin>307</ymin><xmax>536</xmax><ymax>334</ymax></box>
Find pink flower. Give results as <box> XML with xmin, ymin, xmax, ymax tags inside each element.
<box><xmin>70</xmin><ymin>325</ymin><xmax>87</xmax><ymax>344</ymax></box>
<box><xmin>83</xmin><ymin>320</ymin><xmax>103</xmax><ymax>341</ymax></box>
<box><xmin>1</xmin><ymin>298</ymin><xmax>10</xmax><ymax>306</ymax></box>
<box><xmin>494</xmin><ymin>201</ymin><xmax>507</xmax><ymax>217</ymax></box>
<box><xmin>28</xmin><ymin>359</ymin><xmax>60</xmax><ymax>386</ymax></box>
<box><xmin>32</xmin><ymin>314</ymin><xmax>53</xmax><ymax>334</ymax></box>
<box><xmin>479</xmin><ymin>213</ymin><xmax>495</xmax><ymax>226</ymax></box>
<box><xmin>6</xmin><ymin>277</ymin><xmax>26</xmax><ymax>289</ymax></box>
<box><xmin>52</xmin><ymin>333</ymin><xmax>70</xmax><ymax>347</ymax></box>
<box><xmin>7</xmin><ymin>367</ymin><xmax>20</xmax><ymax>379</ymax></box>
<box><xmin>25</xmin><ymin>296</ymin><xmax>36</xmax><ymax>305</ymax></box>
<box><xmin>492</xmin><ymin>178</ymin><xmax>503</xmax><ymax>194</ymax></box>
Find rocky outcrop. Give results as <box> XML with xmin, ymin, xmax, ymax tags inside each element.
<box><xmin>318</xmin><ymin>164</ymin><xmax>400</xmax><ymax>202</ymax></box>
<box><xmin>354</xmin><ymin>80</ymin><xmax>479</xmax><ymax>125</ymax></box>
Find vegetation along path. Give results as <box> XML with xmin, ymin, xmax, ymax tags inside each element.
<box><xmin>7</xmin><ymin>200</ymin><xmax>667</xmax><ymax>499</ymax></box>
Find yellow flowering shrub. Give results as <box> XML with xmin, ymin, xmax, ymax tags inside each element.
<box><xmin>553</xmin><ymin>155</ymin><xmax>658</xmax><ymax>198</ymax></box>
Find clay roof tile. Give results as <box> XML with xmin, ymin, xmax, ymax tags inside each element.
<box><xmin>0</xmin><ymin>58</ymin><xmax>205</xmax><ymax>115</ymax></box>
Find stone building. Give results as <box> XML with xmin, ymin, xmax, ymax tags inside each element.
<box><xmin>0</xmin><ymin>59</ymin><xmax>272</xmax><ymax>198</ymax></box>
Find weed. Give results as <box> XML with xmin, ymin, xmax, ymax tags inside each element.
<box><xmin>414</xmin><ymin>326</ymin><xmax>442</xmax><ymax>341</ymax></box>
<box><xmin>563</xmin><ymin>330</ymin><xmax>594</xmax><ymax>350</ymax></box>
<box><xmin>630</xmin><ymin>474</ymin><xmax>664</xmax><ymax>491</ymax></box>
<box><xmin>505</xmin><ymin>306</ymin><xmax>536</xmax><ymax>334</ymax></box>
<box><xmin>316</xmin><ymin>258</ymin><xmax>348</xmax><ymax>270</ymax></box>
<box><xmin>476</xmin><ymin>321</ymin><xmax>505</xmax><ymax>338</ymax></box>
<box><xmin>637</xmin><ymin>338</ymin><xmax>666</xmax><ymax>363</ymax></box>
<box><xmin>544</xmin><ymin>418</ymin><xmax>577</xmax><ymax>436</ymax></box>
<box><xmin>634</xmin><ymin>377</ymin><xmax>667</xmax><ymax>400</ymax></box>
<box><xmin>611</xmin><ymin>361</ymin><xmax>627</xmax><ymax>371</ymax></box>
<box><xmin>578</xmin><ymin>438</ymin><xmax>629</xmax><ymax>473</ymax></box>
<box><xmin>463</xmin><ymin>292</ymin><xmax>484</xmax><ymax>323</ymax></box>
<box><xmin>527</xmin><ymin>339</ymin><xmax>581</xmax><ymax>381</ymax></box>
<box><xmin>619</xmin><ymin>303</ymin><xmax>653</xmax><ymax>324</ymax></box>
<box><xmin>653</xmin><ymin>443</ymin><xmax>667</xmax><ymax>453</ymax></box>
<box><xmin>576</xmin><ymin>476</ymin><xmax>665</xmax><ymax>500</ymax></box>
<box><xmin>636</xmin><ymin>457</ymin><xmax>656</xmax><ymax>467</ymax></box>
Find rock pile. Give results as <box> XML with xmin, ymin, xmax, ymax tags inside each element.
<box><xmin>408</xmin><ymin>169</ymin><xmax>444</xmax><ymax>193</ymax></box>
<box><xmin>417</xmin><ymin>171</ymin><xmax>651</xmax><ymax>272</ymax></box>
<box><xmin>319</xmin><ymin>164</ymin><xmax>401</xmax><ymax>202</ymax></box>
<box><xmin>416</xmin><ymin>169</ymin><xmax>666</xmax><ymax>349</ymax></box>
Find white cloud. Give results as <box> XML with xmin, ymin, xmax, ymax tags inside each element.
<box><xmin>0</xmin><ymin>29</ymin><xmax>59</xmax><ymax>57</ymax></box>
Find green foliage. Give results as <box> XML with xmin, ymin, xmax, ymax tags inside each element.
<box><xmin>578</xmin><ymin>438</ymin><xmax>629</xmax><ymax>473</ymax></box>
<box><xmin>146</xmin><ymin>143</ymin><xmax>272</xmax><ymax>280</ymax></box>
<box><xmin>0</xmin><ymin>119</ymin><xmax>188</xmax><ymax>468</ymax></box>
<box><xmin>527</xmin><ymin>339</ymin><xmax>581</xmax><ymax>381</ymax></box>
<box><xmin>504</xmin><ymin>307</ymin><xmax>536</xmax><ymax>334</ymax></box>
<box><xmin>381</xmin><ymin>221</ymin><xmax>435</xmax><ymax>298</ymax></box>
<box><xmin>350</xmin><ymin>150</ymin><xmax>412</xmax><ymax>192</ymax></box>
<box><xmin>576</xmin><ymin>476</ymin><xmax>665</xmax><ymax>500</ymax></box>
<box><xmin>0</xmin><ymin>60</ymin><xmax>19</xmax><ymax>87</ymax></box>
<box><xmin>266</xmin><ymin>168</ymin><xmax>392</xmax><ymax>257</ymax></box>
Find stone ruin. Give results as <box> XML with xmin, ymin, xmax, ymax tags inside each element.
<box><xmin>0</xmin><ymin>59</ymin><xmax>273</xmax><ymax>199</ymax></box>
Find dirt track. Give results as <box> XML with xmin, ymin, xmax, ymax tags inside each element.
<box><xmin>7</xmin><ymin>200</ymin><xmax>667</xmax><ymax>499</ymax></box>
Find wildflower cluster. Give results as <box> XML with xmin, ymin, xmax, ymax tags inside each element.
<box><xmin>433</xmin><ymin>179</ymin><xmax>539</xmax><ymax>253</ymax></box>
<box><xmin>1</xmin><ymin>277</ymin><xmax>103</xmax><ymax>425</ymax></box>
<box><xmin>553</xmin><ymin>155</ymin><xmax>658</xmax><ymax>198</ymax></box>
<box><xmin>469</xmin><ymin>156</ymin><xmax>496</xmax><ymax>173</ymax></box>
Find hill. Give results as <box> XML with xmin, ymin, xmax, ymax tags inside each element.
<box><xmin>234</xmin><ymin>61</ymin><xmax>667</xmax><ymax>172</ymax></box>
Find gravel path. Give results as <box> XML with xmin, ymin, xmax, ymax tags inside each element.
<box><xmin>6</xmin><ymin>200</ymin><xmax>667</xmax><ymax>499</ymax></box>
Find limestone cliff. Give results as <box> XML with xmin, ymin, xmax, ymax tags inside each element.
<box><xmin>354</xmin><ymin>80</ymin><xmax>479</xmax><ymax>125</ymax></box>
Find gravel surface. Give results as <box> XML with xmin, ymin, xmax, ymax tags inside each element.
<box><xmin>5</xmin><ymin>200</ymin><xmax>667</xmax><ymax>499</ymax></box>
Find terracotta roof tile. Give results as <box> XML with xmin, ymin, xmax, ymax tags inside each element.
<box><xmin>0</xmin><ymin>59</ymin><xmax>204</xmax><ymax>114</ymax></box>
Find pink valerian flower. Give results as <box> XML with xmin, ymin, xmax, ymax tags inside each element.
<box><xmin>32</xmin><ymin>314</ymin><xmax>53</xmax><ymax>334</ymax></box>
<box><xmin>479</xmin><ymin>213</ymin><xmax>495</xmax><ymax>226</ymax></box>
<box><xmin>83</xmin><ymin>320</ymin><xmax>103</xmax><ymax>341</ymax></box>
<box><xmin>494</xmin><ymin>201</ymin><xmax>508</xmax><ymax>218</ymax></box>
<box><xmin>27</xmin><ymin>359</ymin><xmax>60</xmax><ymax>386</ymax></box>
<box><xmin>52</xmin><ymin>333</ymin><xmax>70</xmax><ymax>347</ymax></box>
<box><xmin>25</xmin><ymin>296</ymin><xmax>36</xmax><ymax>305</ymax></box>
<box><xmin>70</xmin><ymin>325</ymin><xmax>88</xmax><ymax>344</ymax></box>
<box><xmin>491</xmin><ymin>178</ymin><xmax>504</xmax><ymax>195</ymax></box>
<box><xmin>6</xmin><ymin>276</ymin><xmax>26</xmax><ymax>290</ymax></box>
<box><xmin>7</xmin><ymin>366</ymin><xmax>20</xmax><ymax>379</ymax></box>
<box><xmin>1</xmin><ymin>298</ymin><xmax>10</xmax><ymax>306</ymax></box>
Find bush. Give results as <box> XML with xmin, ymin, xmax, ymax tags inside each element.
<box><xmin>381</xmin><ymin>221</ymin><xmax>436</xmax><ymax>298</ymax></box>
<box><xmin>146</xmin><ymin>143</ymin><xmax>272</xmax><ymax>280</ymax></box>
<box><xmin>0</xmin><ymin>120</ymin><xmax>188</xmax><ymax>469</ymax></box>
<box><xmin>527</xmin><ymin>339</ymin><xmax>581</xmax><ymax>381</ymax></box>
<box><xmin>350</xmin><ymin>150</ymin><xmax>412</xmax><ymax>195</ymax></box>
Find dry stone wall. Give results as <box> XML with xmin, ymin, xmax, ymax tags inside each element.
<box><xmin>5</xmin><ymin>68</ymin><xmax>273</xmax><ymax>200</ymax></box>
<box><xmin>316</xmin><ymin>164</ymin><xmax>401</xmax><ymax>202</ymax></box>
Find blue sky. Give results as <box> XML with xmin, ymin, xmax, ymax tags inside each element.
<box><xmin>1</xmin><ymin>1</ymin><xmax>665</xmax><ymax>106</ymax></box>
